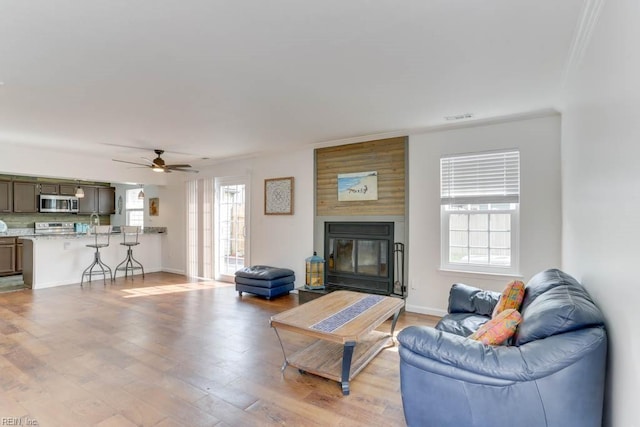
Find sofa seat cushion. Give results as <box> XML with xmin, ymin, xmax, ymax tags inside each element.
<box><xmin>436</xmin><ymin>313</ymin><xmax>491</xmax><ymax>337</ymax></box>
<box><xmin>469</xmin><ymin>309</ymin><xmax>522</xmax><ymax>345</ymax></box>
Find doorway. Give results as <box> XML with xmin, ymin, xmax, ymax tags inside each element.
<box><xmin>215</xmin><ymin>178</ymin><xmax>249</xmax><ymax>282</ymax></box>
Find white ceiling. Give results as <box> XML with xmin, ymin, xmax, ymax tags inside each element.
<box><xmin>0</xmin><ymin>1</ymin><xmax>585</xmax><ymax>168</ymax></box>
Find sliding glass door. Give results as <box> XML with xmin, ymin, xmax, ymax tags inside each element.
<box><xmin>215</xmin><ymin>177</ymin><xmax>249</xmax><ymax>282</ymax></box>
<box><xmin>186</xmin><ymin>176</ymin><xmax>249</xmax><ymax>282</ymax></box>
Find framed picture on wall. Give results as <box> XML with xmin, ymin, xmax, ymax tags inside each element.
<box><xmin>149</xmin><ymin>197</ymin><xmax>159</xmax><ymax>216</ymax></box>
<box><xmin>264</xmin><ymin>177</ymin><xmax>294</xmax><ymax>215</ymax></box>
<box><xmin>337</xmin><ymin>171</ymin><xmax>378</xmax><ymax>201</ymax></box>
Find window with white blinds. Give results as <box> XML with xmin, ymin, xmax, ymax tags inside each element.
<box><xmin>440</xmin><ymin>150</ymin><xmax>520</xmax><ymax>274</ymax></box>
<box><xmin>440</xmin><ymin>150</ymin><xmax>520</xmax><ymax>205</ymax></box>
<box><xmin>125</xmin><ymin>189</ymin><xmax>144</xmax><ymax>227</ymax></box>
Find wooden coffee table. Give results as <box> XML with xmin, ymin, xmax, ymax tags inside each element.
<box><xmin>270</xmin><ymin>290</ymin><xmax>405</xmax><ymax>395</ymax></box>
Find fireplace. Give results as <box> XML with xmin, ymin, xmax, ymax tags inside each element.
<box><xmin>324</xmin><ymin>222</ymin><xmax>394</xmax><ymax>295</ymax></box>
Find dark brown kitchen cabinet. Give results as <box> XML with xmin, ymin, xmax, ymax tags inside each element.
<box><xmin>77</xmin><ymin>186</ymin><xmax>115</xmax><ymax>214</ymax></box>
<box><xmin>16</xmin><ymin>241</ymin><xmax>23</xmax><ymax>273</ymax></box>
<box><xmin>78</xmin><ymin>186</ymin><xmax>98</xmax><ymax>214</ymax></box>
<box><xmin>0</xmin><ymin>180</ymin><xmax>12</xmax><ymax>213</ymax></box>
<box><xmin>59</xmin><ymin>184</ymin><xmax>77</xmax><ymax>196</ymax></box>
<box><xmin>98</xmin><ymin>187</ymin><xmax>115</xmax><ymax>214</ymax></box>
<box><xmin>39</xmin><ymin>183</ymin><xmax>59</xmax><ymax>195</ymax></box>
<box><xmin>13</xmin><ymin>182</ymin><xmax>38</xmax><ymax>213</ymax></box>
<box><xmin>40</xmin><ymin>183</ymin><xmax>76</xmax><ymax>196</ymax></box>
<box><xmin>0</xmin><ymin>237</ymin><xmax>16</xmax><ymax>275</ymax></box>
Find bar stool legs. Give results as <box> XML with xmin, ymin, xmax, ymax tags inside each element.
<box><xmin>114</xmin><ymin>226</ymin><xmax>144</xmax><ymax>280</ymax></box>
<box><xmin>115</xmin><ymin>245</ymin><xmax>145</xmax><ymax>279</ymax></box>
<box><xmin>81</xmin><ymin>225</ymin><xmax>113</xmax><ymax>287</ymax></box>
<box><xmin>81</xmin><ymin>246</ymin><xmax>113</xmax><ymax>286</ymax></box>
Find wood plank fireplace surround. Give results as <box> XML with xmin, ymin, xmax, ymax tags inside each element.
<box><xmin>314</xmin><ymin>137</ymin><xmax>407</xmax><ymax>297</ymax></box>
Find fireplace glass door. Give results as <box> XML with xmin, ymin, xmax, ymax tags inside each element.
<box><xmin>329</xmin><ymin>238</ymin><xmax>388</xmax><ymax>278</ymax></box>
<box><xmin>324</xmin><ymin>221</ymin><xmax>394</xmax><ymax>295</ymax></box>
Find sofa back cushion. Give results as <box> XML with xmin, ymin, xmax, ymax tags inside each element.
<box><xmin>448</xmin><ymin>283</ymin><xmax>500</xmax><ymax>316</ymax></box>
<box><xmin>514</xmin><ymin>269</ymin><xmax>605</xmax><ymax>346</ymax></box>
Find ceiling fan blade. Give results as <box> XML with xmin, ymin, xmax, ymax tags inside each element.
<box><xmin>113</xmin><ymin>159</ymin><xmax>151</xmax><ymax>167</ymax></box>
<box><xmin>166</xmin><ymin>164</ymin><xmax>192</xmax><ymax>168</ymax></box>
<box><xmin>170</xmin><ymin>168</ymin><xmax>199</xmax><ymax>174</ymax></box>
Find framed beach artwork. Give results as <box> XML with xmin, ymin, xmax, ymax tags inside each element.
<box><xmin>337</xmin><ymin>171</ymin><xmax>378</xmax><ymax>201</ymax></box>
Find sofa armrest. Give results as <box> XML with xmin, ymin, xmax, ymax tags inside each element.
<box><xmin>397</xmin><ymin>325</ymin><xmax>607</xmax><ymax>383</ymax></box>
<box><xmin>448</xmin><ymin>283</ymin><xmax>500</xmax><ymax>316</ymax></box>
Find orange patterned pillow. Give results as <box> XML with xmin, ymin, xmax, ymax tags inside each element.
<box><xmin>492</xmin><ymin>280</ymin><xmax>525</xmax><ymax>318</ymax></box>
<box><xmin>469</xmin><ymin>309</ymin><xmax>522</xmax><ymax>345</ymax></box>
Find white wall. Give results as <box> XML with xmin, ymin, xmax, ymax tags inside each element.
<box><xmin>562</xmin><ymin>2</ymin><xmax>640</xmax><ymax>426</ymax></box>
<box><xmin>407</xmin><ymin>114</ymin><xmax>562</xmax><ymax>316</ymax></box>
<box><xmin>161</xmin><ymin>148</ymin><xmax>314</xmax><ymax>284</ymax></box>
<box><xmin>158</xmin><ymin>180</ymin><xmax>186</xmax><ymax>274</ymax></box>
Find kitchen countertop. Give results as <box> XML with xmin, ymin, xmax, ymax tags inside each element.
<box><xmin>0</xmin><ymin>227</ymin><xmax>167</xmax><ymax>238</ymax></box>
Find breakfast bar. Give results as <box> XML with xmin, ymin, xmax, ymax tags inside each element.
<box><xmin>20</xmin><ymin>228</ymin><xmax>166</xmax><ymax>289</ymax></box>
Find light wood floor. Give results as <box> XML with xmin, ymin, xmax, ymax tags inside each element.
<box><xmin>0</xmin><ymin>272</ymin><xmax>438</xmax><ymax>426</ymax></box>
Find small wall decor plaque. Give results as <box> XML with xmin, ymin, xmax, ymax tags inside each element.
<box><xmin>149</xmin><ymin>197</ymin><xmax>159</xmax><ymax>216</ymax></box>
<box><xmin>338</xmin><ymin>171</ymin><xmax>378</xmax><ymax>201</ymax></box>
<box><xmin>265</xmin><ymin>177</ymin><xmax>294</xmax><ymax>215</ymax></box>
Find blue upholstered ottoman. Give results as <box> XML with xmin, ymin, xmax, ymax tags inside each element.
<box><xmin>235</xmin><ymin>265</ymin><xmax>295</xmax><ymax>299</ymax></box>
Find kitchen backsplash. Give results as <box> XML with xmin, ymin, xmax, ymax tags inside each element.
<box><xmin>0</xmin><ymin>213</ymin><xmax>111</xmax><ymax>229</ymax></box>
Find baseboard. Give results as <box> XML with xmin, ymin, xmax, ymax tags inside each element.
<box><xmin>161</xmin><ymin>267</ymin><xmax>186</xmax><ymax>275</ymax></box>
<box><xmin>404</xmin><ymin>304</ymin><xmax>447</xmax><ymax>317</ymax></box>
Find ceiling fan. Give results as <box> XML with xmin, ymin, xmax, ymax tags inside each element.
<box><xmin>113</xmin><ymin>149</ymin><xmax>199</xmax><ymax>173</ymax></box>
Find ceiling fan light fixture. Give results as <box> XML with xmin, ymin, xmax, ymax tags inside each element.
<box><xmin>112</xmin><ymin>148</ymin><xmax>198</xmax><ymax>173</ymax></box>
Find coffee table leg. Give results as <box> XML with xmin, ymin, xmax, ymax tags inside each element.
<box><xmin>272</xmin><ymin>327</ymin><xmax>289</xmax><ymax>373</ymax></box>
<box><xmin>390</xmin><ymin>309</ymin><xmax>401</xmax><ymax>337</ymax></box>
<box><xmin>341</xmin><ymin>341</ymin><xmax>356</xmax><ymax>395</ymax></box>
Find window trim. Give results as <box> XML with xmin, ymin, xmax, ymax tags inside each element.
<box><xmin>440</xmin><ymin>205</ymin><xmax>520</xmax><ymax>275</ymax></box>
<box><xmin>440</xmin><ymin>149</ymin><xmax>520</xmax><ymax>275</ymax></box>
<box><xmin>125</xmin><ymin>188</ymin><xmax>144</xmax><ymax>227</ymax></box>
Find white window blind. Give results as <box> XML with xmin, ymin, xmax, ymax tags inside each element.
<box><xmin>125</xmin><ymin>189</ymin><xmax>144</xmax><ymax>227</ymax></box>
<box><xmin>202</xmin><ymin>178</ymin><xmax>214</xmax><ymax>279</ymax></box>
<box><xmin>440</xmin><ymin>150</ymin><xmax>520</xmax><ymax>205</ymax></box>
<box><xmin>186</xmin><ymin>180</ymin><xmax>198</xmax><ymax>278</ymax></box>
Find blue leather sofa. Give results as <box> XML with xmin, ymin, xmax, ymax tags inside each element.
<box><xmin>397</xmin><ymin>269</ymin><xmax>607</xmax><ymax>427</ymax></box>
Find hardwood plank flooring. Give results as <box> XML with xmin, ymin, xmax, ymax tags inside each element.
<box><xmin>0</xmin><ymin>272</ymin><xmax>439</xmax><ymax>426</ymax></box>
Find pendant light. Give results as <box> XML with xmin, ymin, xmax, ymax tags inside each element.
<box><xmin>75</xmin><ymin>182</ymin><xmax>85</xmax><ymax>198</ymax></box>
<box><xmin>138</xmin><ymin>185</ymin><xmax>145</xmax><ymax>200</ymax></box>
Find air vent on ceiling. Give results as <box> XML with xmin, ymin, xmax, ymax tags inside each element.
<box><xmin>444</xmin><ymin>113</ymin><xmax>474</xmax><ymax>121</ymax></box>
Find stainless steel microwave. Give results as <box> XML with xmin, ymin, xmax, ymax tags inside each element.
<box><xmin>39</xmin><ymin>195</ymin><xmax>79</xmax><ymax>213</ymax></box>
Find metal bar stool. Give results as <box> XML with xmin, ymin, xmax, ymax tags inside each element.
<box><xmin>115</xmin><ymin>226</ymin><xmax>145</xmax><ymax>279</ymax></box>
<box><xmin>81</xmin><ymin>225</ymin><xmax>113</xmax><ymax>286</ymax></box>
